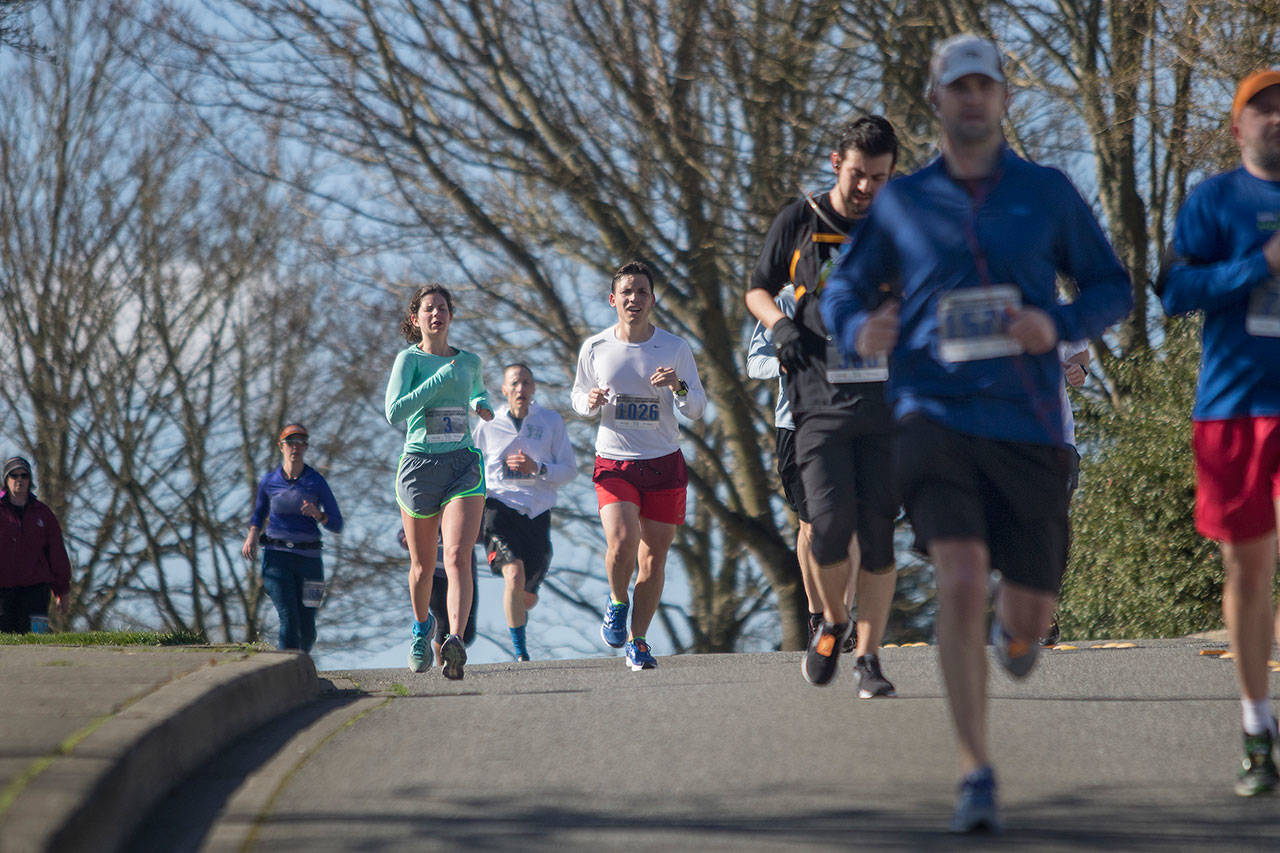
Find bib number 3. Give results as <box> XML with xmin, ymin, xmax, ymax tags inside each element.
<box><xmin>423</xmin><ymin>406</ymin><xmax>467</xmax><ymax>442</ymax></box>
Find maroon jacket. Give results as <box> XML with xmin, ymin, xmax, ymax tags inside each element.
<box><xmin>0</xmin><ymin>493</ymin><xmax>71</xmax><ymax>596</ymax></box>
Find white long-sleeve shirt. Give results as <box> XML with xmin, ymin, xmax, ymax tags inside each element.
<box><xmin>571</xmin><ymin>325</ymin><xmax>706</xmax><ymax>460</ymax></box>
<box><xmin>745</xmin><ymin>285</ymin><xmax>797</xmax><ymax>431</ymax></box>
<box><xmin>472</xmin><ymin>402</ymin><xmax>577</xmax><ymax>518</ymax></box>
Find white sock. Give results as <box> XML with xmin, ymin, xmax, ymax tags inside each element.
<box><xmin>1242</xmin><ymin>698</ymin><xmax>1275</xmax><ymax>736</ymax></box>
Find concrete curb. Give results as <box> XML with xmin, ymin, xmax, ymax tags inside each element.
<box><xmin>4</xmin><ymin>651</ymin><xmax>319</xmax><ymax>853</ymax></box>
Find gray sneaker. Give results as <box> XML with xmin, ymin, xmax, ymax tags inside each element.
<box><xmin>407</xmin><ymin>614</ymin><xmax>435</xmax><ymax>673</ymax></box>
<box><xmin>440</xmin><ymin>633</ymin><xmax>467</xmax><ymax>680</ymax></box>
<box><xmin>950</xmin><ymin>766</ymin><xmax>1000</xmax><ymax>833</ymax></box>
<box><xmin>990</xmin><ymin>616</ymin><xmax>1039</xmax><ymax>679</ymax></box>
<box><xmin>1236</xmin><ymin>727</ymin><xmax>1280</xmax><ymax>797</ymax></box>
<box><xmin>853</xmin><ymin>654</ymin><xmax>896</xmax><ymax>698</ymax></box>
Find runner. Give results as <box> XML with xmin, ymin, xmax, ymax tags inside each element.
<box><xmin>473</xmin><ymin>363</ymin><xmax>577</xmax><ymax>661</ymax></box>
<box><xmin>822</xmin><ymin>35</ymin><xmax>1132</xmax><ymax>831</ymax></box>
<box><xmin>241</xmin><ymin>425</ymin><xmax>343</xmax><ymax>653</ymax></box>
<box><xmin>385</xmin><ymin>283</ymin><xmax>494</xmax><ymax>679</ymax></box>
<box><xmin>745</xmin><ymin>285</ymin><xmax>832</xmax><ymax>644</ymax></box>
<box><xmin>571</xmin><ymin>260</ymin><xmax>706</xmax><ymax>671</ymax></box>
<box><xmin>1158</xmin><ymin>68</ymin><xmax>1280</xmax><ymax>797</ymax></box>
<box><xmin>1040</xmin><ymin>339</ymin><xmax>1090</xmax><ymax>647</ymax></box>
<box><xmin>744</xmin><ymin>116</ymin><xmax>900</xmax><ymax>696</ymax></box>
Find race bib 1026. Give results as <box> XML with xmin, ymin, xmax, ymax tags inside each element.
<box><xmin>614</xmin><ymin>395</ymin><xmax>660</xmax><ymax>430</ymax></box>
<box><xmin>937</xmin><ymin>285</ymin><xmax>1024</xmax><ymax>363</ymax></box>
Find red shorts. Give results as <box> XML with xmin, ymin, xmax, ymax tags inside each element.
<box><xmin>1193</xmin><ymin>416</ymin><xmax>1280</xmax><ymax>542</ymax></box>
<box><xmin>592</xmin><ymin>450</ymin><xmax>688</xmax><ymax>525</ymax></box>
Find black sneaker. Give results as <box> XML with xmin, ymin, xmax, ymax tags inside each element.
<box><xmin>1040</xmin><ymin>615</ymin><xmax>1061</xmax><ymax>647</ymax></box>
<box><xmin>807</xmin><ymin>613</ymin><xmax>823</xmax><ymax>644</ymax></box>
<box><xmin>802</xmin><ymin>621</ymin><xmax>851</xmax><ymax>686</ymax></box>
<box><xmin>440</xmin><ymin>634</ymin><xmax>467</xmax><ymax>681</ymax></box>
<box><xmin>853</xmin><ymin>654</ymin><xmax>896</xmax><ymax>698</ymax></box>
<box><xmin>841</xmin><ymin>613</ymin><xmax>858</xmax><ymax>654</ymax></box>
<box><xmin>1236</xmin><ymin>728</ymin><xmax>1279</xmax><ymax>797</ymax></box>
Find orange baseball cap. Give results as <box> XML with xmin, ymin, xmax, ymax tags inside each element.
<box><xmin>278</xmin><ymin>423</ymin><xmax>309</xmax><ymax>442</ymax></box>
<box><xmin>1232</xmin><ymin>69</ymin><xmax>1280</xmax><ymax>122</ymax></box>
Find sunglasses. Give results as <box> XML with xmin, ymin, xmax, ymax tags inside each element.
<box><xmin>282</xmin><ymin>438</ymin><xmax>309</xmax><ymax>447</ymax></box>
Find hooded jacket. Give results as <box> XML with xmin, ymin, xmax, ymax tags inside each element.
<box><xmin>1</xmin><ymin>493</ymin><xmax>72</xmax><ymax>596</ymax></box>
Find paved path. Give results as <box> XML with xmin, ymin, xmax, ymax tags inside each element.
<box><xmin>132</xmin><ymin>640</ymin><xmax>1280</xmax><ymax>851</ymax></box>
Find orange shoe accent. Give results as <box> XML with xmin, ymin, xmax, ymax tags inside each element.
<box><xmin>1007</xmin><ymin>639</ymin><xmax>1030</xmax><ymax>658</ymax></box>
<box><xmin>816</xmin><ymin>634</ymin><xmax>836</xmax><ymax>656</ymax></box>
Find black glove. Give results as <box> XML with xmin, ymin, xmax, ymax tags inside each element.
<box><xmin>771</xmin><ymin>316</ymin><xmax>807</xmax><ymax>374</ymax></box>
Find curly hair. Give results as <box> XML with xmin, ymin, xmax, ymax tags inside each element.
<box><xmin>400</xmin><ymin>284</ymin><xmax>455</xmax><ymax>343</ymax></box>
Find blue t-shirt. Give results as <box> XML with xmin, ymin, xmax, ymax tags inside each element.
<box><xmin>821</xmin><ymin>147</ymin><xmax>1132</xmax><ymax>445</ymax></box>
<box><xmin>1160</xmin><ymin>166</ymin><xmax>1280</xmax><ymax>420</ymax></box>
<box><xmin>249</xmin><ymin>465</ymin><xmax>343</xmax><ymax>556</ymax></box>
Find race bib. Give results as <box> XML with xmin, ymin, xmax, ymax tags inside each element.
<box><xmin>825</xmin><ymin>337</ymin><xmax>888</xmax><ymax>384</ymax></box>
<box><xmin>937</xmin><ymin>285</ymin><xmax>1024</xmax><ymax>363</ymax></box>
<box><xmin>422</xmin><ymin>406</ymin><xmax>466</xmax><ymax>442</ymax></box>
<box><xmin>614</xmin><ymin>394</ymin><xmax>660</xmax><ymax>430</ymax></box>
<box><xmin>1246</xmin><ymin>278</ymin><xmax>1280</xmax><ymax>337</ymax></box>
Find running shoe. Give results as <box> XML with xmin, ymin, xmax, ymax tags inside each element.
<box><xmin>516</xmin><ymin>653</ymin><xmax>531</xmax><ymax>662</ymax></box>
<box><xmin>407</xmin><ymin>613</ymin><xmax>435</xmax><ymax>673</ymax></box>
<box><xmin>1236</xmin><ymin>728</ymin><xmax>1279</xmax><ymax>797</ymax></box>
<box><xmin>990</xmin><ymin>616</ymin><xmax>1039</xmax><ymax>679</ymax></box>
<box><xmin>808</xmin><ymin>612</ymin><xmax>823</xmax><ymax>644</ymax></box>
<box><xmin>853</xmin><ymin>654</ymin><xmax>896</xmax><ymax>698</ymax></box>
<box><xmin>841</xmin><ymin>614</ymin><xmax>859</xmax><ymax>655</ymax></box>
<box><xmin>600</xmin><ymin>598</ymin><xmax>629</xmax><ymax>648</ymax></box>
<box><xmin>802</xmin><ymin>620</ymin><xmax>852</xmax><ymax>686</ymax></box>
<box><xmin>1040</xmin><ymin>615</ymin><xmax>1061</xmax><ymax>647</ymax></box>
<box><xmin>950</xmin><ymin>766</ymin><xmax>1000</xmax><ymax>833</ymax></box>
<box><xmin>625</xmin><ymin>638</ymin><xmax>658</xmax><ymax>671</ymax></box>
<box><xmin>440</xmin><ymin>633</ymin><xmax>467</xmax><ymax>680</ymax></box>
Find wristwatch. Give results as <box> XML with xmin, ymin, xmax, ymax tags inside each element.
<box><xmin>675</xmin><ymin>380</ymin><xmax>689</xmax><ymax>397</ymax></box>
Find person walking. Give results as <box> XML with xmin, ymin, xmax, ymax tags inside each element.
<box><xmin>1</xmin><ymin>456</ymin><xmax>71</xmax><ymax>634</ymax></box>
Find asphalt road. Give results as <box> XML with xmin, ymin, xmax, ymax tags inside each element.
<box><xmin>131</xmin><ymin>640</ymin><xmax>1280</xmax><ymax>851</ymax></box>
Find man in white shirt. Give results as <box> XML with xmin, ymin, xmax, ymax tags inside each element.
<box><xmin>571</xmin><ymin>261</ymin><xmax>707</xmax><ymax>670</ymax></box>
<box><xmin>473</xmin><ymin>363</ymin><xmax>577</xmax><ymax>660</ymax></box>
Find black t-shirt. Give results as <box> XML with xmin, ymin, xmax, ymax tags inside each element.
<box><xmin>749</xmin><ymin>192</ymin><xmax>889</xmax><ymax>416</ymax></box>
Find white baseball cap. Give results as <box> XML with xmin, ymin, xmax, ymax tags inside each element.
<box><xmin>930</xmin><ymin>34</ymin><xmax>1005</xmax><ymax>88</ymax></box>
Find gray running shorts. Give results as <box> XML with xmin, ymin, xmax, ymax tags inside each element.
<box><xmin>396</xmin><ymin>448</ymin><xmax>486</xmax><ymax>519</ymax></box>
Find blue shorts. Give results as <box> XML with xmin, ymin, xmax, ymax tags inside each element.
<box><xmin>396</xmin><ymin>448</ymin><xmax>485</xmax><ymax>519</ymax></box>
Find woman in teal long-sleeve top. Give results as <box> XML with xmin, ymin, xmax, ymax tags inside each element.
<box><xmin>385</xmin><ymin>284</ymin><xmax>493</xmax><ymax>680</ymax></box>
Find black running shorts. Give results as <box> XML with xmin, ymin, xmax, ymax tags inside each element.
<box><xmin>896</xmin><ymin>414</ymin><xmax>1070</xmax><ymax>593</ymax></box>
<box><xmin>481</xmin><ymin>498</ymin><xmax>552</xmax><ymax>594</ymax></box>
<box><xmin>775</xmin><ymin>427</ymin><xmax>809</xmax><ymax>523</ymax></box>
<box><xmin>794</xmin><ymin>409</ymin><xmax>898</xmax><ymax>570</ymax></box>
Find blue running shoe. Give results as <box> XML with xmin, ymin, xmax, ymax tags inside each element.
<box><xmin>600</xmin><ymin>599</ymin><xmax>628</xmax><ymax>648</ymax></box>
<box><xmin>625</xmin><ymin>638</ymin><xmax>657</xmax><ymax>670</ymax></box>
<box><xmin>408</xmin><ymin>613</ymin><xmax>435</xmax><ymax>673</ymax></box>
<box><xmin>950</xmin><ymin>766</ymin><xmax>1000</xmax><ymax>833</ymax></box>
